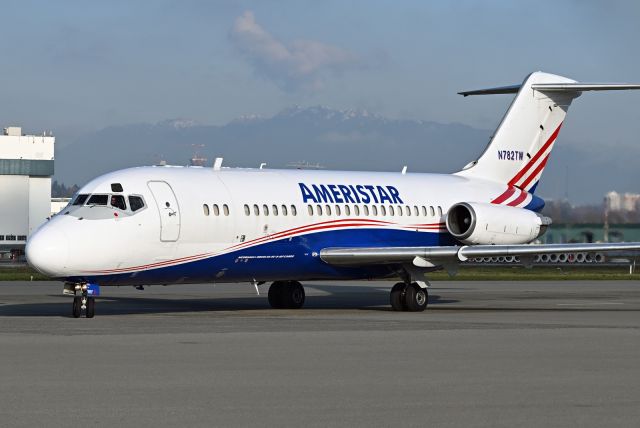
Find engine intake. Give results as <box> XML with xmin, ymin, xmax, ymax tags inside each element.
<box><xmin>446</xmin><ymin>202</ymin><xmax>551</xmax><ymax>245</ymax></box>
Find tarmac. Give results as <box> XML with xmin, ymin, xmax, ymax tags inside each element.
<box><xmin>1</xmin><ymin>280</ymin><xmax>639</xmax><ymax>427</ymax></box>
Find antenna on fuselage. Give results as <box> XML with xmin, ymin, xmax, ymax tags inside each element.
<box><xmin>213</xmin><ymin>157</ymin><xmax>223</xmax><ymax>171</ymax></box>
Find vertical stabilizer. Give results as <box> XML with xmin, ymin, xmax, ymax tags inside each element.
<box><xmin>456</xmin><ymin>72</ymin><xmax>579</xmax><ymax>192</ymax></box>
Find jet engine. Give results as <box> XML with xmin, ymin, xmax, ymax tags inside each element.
<box><xmin>446</xmin><ymin>202</ymin><xmax>551</xmax><ymax>245</ymax></box>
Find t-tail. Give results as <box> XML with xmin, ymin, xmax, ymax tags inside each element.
<box><xmin>456</xmin><ymin>71</ymin><xmax>640</xmax><ymax>193</ymax></box>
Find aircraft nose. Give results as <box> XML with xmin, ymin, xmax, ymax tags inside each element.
<box><xmin>26</xmin><ymin>226</ymin><xmax>69</xmax><ymax>277</ymax></box>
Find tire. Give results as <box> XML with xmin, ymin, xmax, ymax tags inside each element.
<box><xmin>86</xmin><ymin>297</ymin><xmax>95</xmax><ymax>318</ymax></box>
<box><xmin>268</xmin><ymin>282</ymin><xmax>285</xmax><ymax>309</ymax></box>
<box><xmin>390</xmin><ymin>282</ymin><xmax>406</xmax><ymax>311</ymax></box>
<box><xmin>72</xmin><ymin>297</ymin><xmax>82</xmax><ymax>318</ymax></box>
<box><xmin>404</xmin><ymin>283</ymin><xmax>428</xmax><ymax>312</ymax></box>
<box><xmin>283</xmin><ymin>281</ymin><xmax>305</xmax><ymax>309</ymax></box>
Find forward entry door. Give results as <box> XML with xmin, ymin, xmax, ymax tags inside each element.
<box><xmin>148</xmin><ymin>181</ymin><xmax>181</xmax><ymax>241</ymax></box>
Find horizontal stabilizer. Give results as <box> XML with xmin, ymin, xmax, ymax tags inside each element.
<box><xmin>459</xmin><ymin>81</ymin><xmax>640</xmax><ymax>96</ymax></box>
<box><xmin>531</xmin><ymin>83</ymin><xmax>640</xmax><ymax>92</ymax></box>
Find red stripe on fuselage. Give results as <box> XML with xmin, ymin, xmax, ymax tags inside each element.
<box><xmin>491</xmin><ymin>186</ymin><xmax>516</xmax><ymax>204</ymax></box>
<box><xmin>507</xmin><ymin>189</ymin><xmax>528</xmax><ymax>207</ymax></box>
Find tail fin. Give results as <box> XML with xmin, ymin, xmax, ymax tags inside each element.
<box><xmin>456</xmin><ymin>71</ymin><xmax>640</xmax><ymax>192</ymax></box>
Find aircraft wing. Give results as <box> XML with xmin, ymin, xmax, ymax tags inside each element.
<box><xmin>320</xmin><ymin>242</ymin><xmax>640</xmax><ymax>267</ymax></box>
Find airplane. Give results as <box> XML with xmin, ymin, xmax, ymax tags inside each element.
<box><xmin>26</xmin><ymin>71</ymin><xmax>640</xmax><ymax>318</ymax></box>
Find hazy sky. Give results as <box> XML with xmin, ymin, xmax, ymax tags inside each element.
<box><xmin>2</xmin><ymin>1</ymin><xmax>640</xmax><ymax>160</ymax></box>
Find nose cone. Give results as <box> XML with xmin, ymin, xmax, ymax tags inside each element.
<box><xmin>26</xmin><ymin>226</ymin><xmax>69</xmax><ymax>277</ymax></box>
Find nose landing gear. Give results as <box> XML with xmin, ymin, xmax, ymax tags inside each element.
<box><xmin>65</xmin><ymin>283</ymin><xmax>98</xmax><ymax>318</ymax></box>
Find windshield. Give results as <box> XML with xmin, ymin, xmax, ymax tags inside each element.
<box><xmin>72</xmin><ymin>192</ymin><xmax>146</xmax><ymax>215</ymax></box>
<box><xmin>87</xmin><ymin>194</ymin><xmax>109</xmax><ymax>206</ymax></box>
<box><xmin>72</xmin><ymin>194</ymin><xmax>90</xmax><ymax>206</ymax></box>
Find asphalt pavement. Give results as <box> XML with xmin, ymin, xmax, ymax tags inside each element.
<box><xmin>1</xmin><ymin>280</ymin><xmax>639</xmax><ymax>427</ymax></box>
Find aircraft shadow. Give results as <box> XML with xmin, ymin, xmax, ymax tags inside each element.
<box><xmin>0</xmin><ymin>284</ymin><xmax>457</xmax><ymax>317</ymax></box>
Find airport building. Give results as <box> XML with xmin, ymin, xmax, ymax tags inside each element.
<box><xmin>0</xmin><ymin>126</ymin><xmax>55</xmax><ymax>256</ymax></box>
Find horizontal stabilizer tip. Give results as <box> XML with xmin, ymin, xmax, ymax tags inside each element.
<box><xmin>458</xmin><ymin>84</ymin><xmax>521</xmax><ymax>97</ymax></box>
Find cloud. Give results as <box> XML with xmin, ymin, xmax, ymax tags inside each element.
<box><xmin>229</xmin><ymin>11</ymin><xmax>360</xmax><ymax>91</ymax></box>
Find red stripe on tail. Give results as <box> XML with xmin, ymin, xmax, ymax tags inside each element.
<box><xmin>508</xmin><ymin>122</ymin><xmax>562</xmax><ymax>187</ymax></box>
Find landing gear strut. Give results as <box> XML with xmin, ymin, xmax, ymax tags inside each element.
<box><xmin>390</xmin><ymin>281</ymin><xmax>428</xmax><ymax>312</ymax></box>
<box><xmin>268</xmin><ymin>281</ymin><xmax>305</xmax><ymax>309</ymax></box>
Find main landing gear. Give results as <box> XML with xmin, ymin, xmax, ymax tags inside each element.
<box><xmin>268</xmin><ymin>281</ymin><xmax>305</xmax><ymax>309</ymax></box>
<box><xmin>390</xmin><ymin>281</ymin><xmax>429</xmax><ymax>312</ymax></box>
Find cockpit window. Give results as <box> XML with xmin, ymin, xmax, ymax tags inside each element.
<box><xmin>111</xmin><ymin>183</ymin><xmax>123</xmax><ymax>192</ymax></box>
<box><xmin>87</xmin><ymin>194</ymin><xmax>109</xmax><ymax>206</ymax></box>
<box><xmin>72</xmin><ymin>194</ymin><xmax>89</xmax><ymax>206</ymax></box>
<box><xmin>129</xmin><ymin>196</ymin><xmax>145</xmax><ymax>212</ymax></box>
<box><xmin>110</xmin><ymin>195</ymin><xmax>127</xmax><ymax>210</ymax></box>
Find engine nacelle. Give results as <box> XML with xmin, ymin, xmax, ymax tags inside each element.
<box><xmin>446</xmin><ymin>202</ymin><xmax>551</xmax><ymax>245</ymax></box>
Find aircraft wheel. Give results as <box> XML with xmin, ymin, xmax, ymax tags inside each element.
<box><xmin>268</xmin><ymin>281</ymin><xmax>286</xmax><ymax>309</ymax></box>
<box><xmin>283</xmin><ymin>281</ymin><xmax>305</xmax><ymax>309</ymax></box>
<box><xmin>404</xmin><ymin>282</ymin><xmax>428</xmax><ymax>312</ymax></box>
<box><xmin>86</xmin><ymin>297</ymin><xmax>96</xmax><ymax>318</ymax></box>
<box><xmin>390</xmin><ymin>282</ymin><xmax>407</xmax><ymax>311</ymax></box>
<box><xmin>72</xmin><ymin>297</ymin><xmax>82</xmax><ymax>318</ymax></box>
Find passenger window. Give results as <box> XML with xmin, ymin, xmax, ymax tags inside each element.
<box><xmin>438</xmin><ymin>206</ymin><xmax>443</xmax><ymax>217</ymax></box>
<box><xmin>244</xmin><ymin>204</ymin><xmax>250</xmax><ymax>216</ymax></box>
<box><xmin>272</xmin><ymin>205</ymin><xmax>278</xmax><ymax>216</ymax></box>
<box><xmin>253</xmin><ymin>204</ymin><xmax>260</xmax><ymax>216</ymax></box>
<box><xmin>263</xmin><ymin>204</ymin><xmax>269</xmax><ymax>216</ymax></box>
<box><xmin>363</xmin><ymin>205</ymin><xmax>369</xmax><ymax>216</ymax></box>
<box><xmin>345</xmin><ymin>205</ymin><xmax>351</xmax><ymax>216</ymax></box>
<box><xmin>203</xmin><ymin>204</ymin><xmax>210</xmax><ymax>216</ymax></box>
<box><xmin>73</xmin><ymin>194</ymin><xmax>89</xmax><ymax>206</ymax></box>
<box><xmin>316</xmin><ymin>205</ymin><xmax>323</xmax><ymax>215</ymax></box>
<box><xmin>335</xmin><ymin>205</ymin><xmax>341</xmax><ymax>216</ymax></box>
<box><xmin>129</xmin><ymin>196</ymin><xmax>145</xmax><ymax>212</ymax></box>
<box><xmin>389</xmin><ymin>206</ymin><xmax>395</xmax><ymax>216</ymax></box>
<box><xmin>326</xmin><ymin>205</ymin><xmax>332</xmax><ymax>215</ymax></box>
<box><xmin>308</xmin><ymin>205</ymin><xmax>313</xmax><ymax>216</ymax></box>
<box><xmin>291</xmin><ymin>205</ymin><xmax>297</xmax><ymax>216</ymax></box>
<box><xmin>422</xmin><ymin>206</ymin><xmax>427</xmax><ymax>217</ymax></box>
<box><xmin>430</xmin><ymin>206</ymin><xmax>435</xmax><ymax>216</ymax></box>
<box><xmin>213</xmin><ymin>204</ymin><xmax>220</xmax><ymax>216</ymax></box>
<box><xmin>110</xmin><ymin>195</ymin><xmax>127</xmax><ymax>210</ymax></box>
<box><xmin>354</xmin><ymin>205</ymin><xmax>360</xmax><ymax>216</ymax></box>
<box><xmin>413</xmin><ymin>206</ymin><xmax>418</xmax><ymax>216</ymax></box>
<box><xmin>372</xmin><ymin>205</ymin><xmax>378</xmax><ymax>216</ymax></box>
<box><xmin>406</xmin><ymin>206</ymin><xmax>411</xmax><ymax>216</ymax></box>
<box><xmin>398</xmin><ymin>206</ymin><xmax>403</xmax><ymax>216</ymax></box>
<box><xmin>281</xmin><ymin>205</ymin><xmax>288</xmax><ymax>216</ymax></box>
<box><xmin>223</xmin><ymin>204</ymin><xmax>229</xmax><ymax>216</ymax></box>
<box><xmin>87</xmin><ymin>194</ymin><xmax>108</xmax><ymax>206</ymax></box>
<box><xmin>380</xmin><ymin>205</ymin><xmax>386</xmax><ymax>216</ymax></box>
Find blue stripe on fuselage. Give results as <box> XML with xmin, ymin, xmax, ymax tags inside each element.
<box><xmin>64</xmin><ymin>228</ymin><xmax>456</xmax><ymax>286</ymax></box>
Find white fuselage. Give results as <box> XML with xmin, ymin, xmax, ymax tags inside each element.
<box><xmin>26</xmin><ymin>165</ymin><xmax>539</xmax><ymax>285</ymax></box>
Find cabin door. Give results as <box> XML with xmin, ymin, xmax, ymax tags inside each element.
<box><xmin>148</xmin><ymin>181</ymin><xmax>181</xmax><ymax>241</ymax></box>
